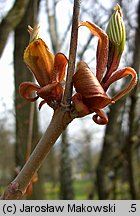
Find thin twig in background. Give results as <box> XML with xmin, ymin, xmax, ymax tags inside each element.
<box><xmin>26</xmin><ymin>103</ymin><xmax>34</xmax><ymax>160</ymax></box>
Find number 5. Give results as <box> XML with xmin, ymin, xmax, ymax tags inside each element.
<box><xmin>131</xmin><ymin>204</ymin><xmax>136</xmax><ymax>212</ymax></box>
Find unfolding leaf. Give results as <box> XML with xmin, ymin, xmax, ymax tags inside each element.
<box><xmin>19</xmin><ymin>82</ymin><xmax>40</xmax><ymax>102</ymax></box>
<box><xmin>79</xmin><ymin>21</ymin><xmax>108</xmax><ymax>82</ymax></box>
<box><xmin>24</xmin><ymin>38</ymin><xmax>54</xmax><ymax>86</ymax></box>
<box><xmin>73</xmin><ymin>61</ymin><xmax>112</xmax><ymax>110</ymax></box>
<box><xmin>72</xmin><ymin>93</ymin><xmax>90</xmax><ymax>117</ymax></box>
<box><xmin>103</xmin><ymin>67</ymin><xmax>138</xmax><ymax>102</ymax></box>
<box><xmin>37</xmin><ymin>82</ymin><xmax>63</xmax><ymax>103</ymax></box>
<box><xmin>92</xmin><ymin>109</ymin><xmax>108</xmax><ymax>125</ymax></box>
<box><xmin>51</xmin><ymin>53</ymin><xmax>68</xmax><ymax>83</ymax></box>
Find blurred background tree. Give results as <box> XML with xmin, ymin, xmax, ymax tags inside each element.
<box><xmin>0</xmin><ymin>0</ymin><xmax>139</xmax><ymax>200</ymax></box>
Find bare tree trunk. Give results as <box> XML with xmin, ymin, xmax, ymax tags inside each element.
<box><xmin>0</xmin><ymin>0</ymin><xmax>30</xmax><ymax>57</ymax></box>
<box><xmin>14</xmin><ymin>0</ymin><xmax>44</xmax><ymax>199</ymax></box>
<box><xmin>46</xmin><ymin>0</ymin><xmax>75</xmax><ymax>197</ymax></box>
<box><xmin>45</xmin><ymin>0</ymin><xmax>60</xmax><ymax>188</ymax></box>
<box><xmin>125</xmin><ymin>0</ymin><xmax>140</xmax><ymax>200</ymax></box>
<box><xmin>59</xmin><ymin>130</ymin><xmax>74</xmax><ymax>199</ymax></box>
<box><xmin>96</xmin><ymin>99</ymin><xmax>125</xmax><ymax>199</ymax></box>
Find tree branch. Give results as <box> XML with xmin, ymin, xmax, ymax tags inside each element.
<box><xmin>0</xmin><ymin>0</ymin><xmax>80</xmax><ymax>200</ymax></box>
<box><xmin>0</xmin><ymin>0</ymin><xmax>30</xmax><ymax>57</ymax></box>
<box><xmin>62</xmin><ymin>0</ymin><xmax>80</xmax><ymax>106</ymax></box>
<box><xmin>1</xmin><ymin>108</ymin><xmax>74</xmax><ymax>199</ymax></box>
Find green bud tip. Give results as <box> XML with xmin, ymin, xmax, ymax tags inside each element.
<box><xmin>106</xmin><ymin>4</ymin><xmax>126</xmax><ymax>54</ymax></box>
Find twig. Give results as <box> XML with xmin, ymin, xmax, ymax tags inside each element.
<box><xmin>62</xmin><ymin>0</ymin><xmax>80</xmax><ymax>106</ymax></box>
<box><xmin>0</xmin><ymin>0</ymin><xmax>80</xmax><ymax>200</ymax></box>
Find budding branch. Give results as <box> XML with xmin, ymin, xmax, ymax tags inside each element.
<box><xmin>0</xmin><ymin>0</ymin><xmax>80</xmax><ymax>200</ymax></box>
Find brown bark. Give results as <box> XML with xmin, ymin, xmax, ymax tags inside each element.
<box><xmin>62</xmin><ymin>0</ymin><xmax>80</xmax><ymax>106</ymax></box>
